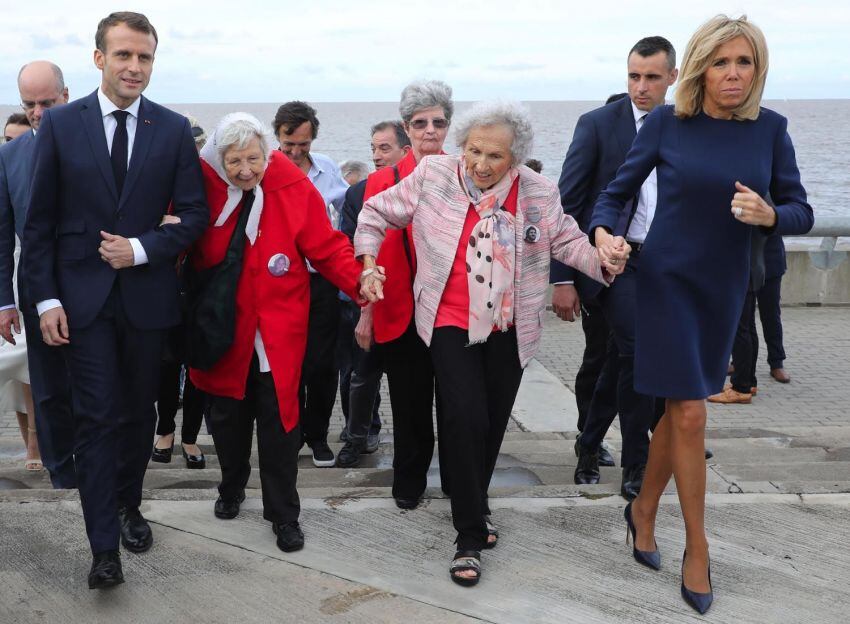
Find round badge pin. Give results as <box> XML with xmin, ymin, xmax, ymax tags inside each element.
<box><xmin>524</xmin><ymin>225</ymin><xmax>541</xmax><ymax>243</ymax></box>
<box><xmin>268</xmin><ymin>253</ymin><xmax>290</xmax><ymax>276</ymax></box>
<box><xmin>526</xmin><ymin>205</ymin><xmax>542</xmax><ymax>223</ymax></box>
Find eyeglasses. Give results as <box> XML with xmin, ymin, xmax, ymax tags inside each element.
<box><xmin>21</xmin><ymin>99</ymin><xmax>58</xmax><ymax>111</ymax></box>
<box><xmin>408</xmin><ymin>118</ymin><xmax>449</xmax><ymax>130</ymax></box>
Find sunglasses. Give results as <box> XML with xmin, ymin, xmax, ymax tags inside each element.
<box><xmin>408</xmin><ymin>118</ymin><xmax>449</xmax><ymax>130</ymax></box>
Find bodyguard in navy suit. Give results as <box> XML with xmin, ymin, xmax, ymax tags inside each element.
<box><xmin>23</xmin><ymin>12</ymin><xmax>208</xmax><ymax>589</ymax></box>
<box><xmin>0</xmin><ymin>61</ymin><xmax>75</xmax><ymax>489</ymax></box>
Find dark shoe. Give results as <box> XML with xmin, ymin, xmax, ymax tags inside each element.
<box><xmin>182</xmin><ymin>444</ymin><xmax>206</xmax><ymax>469</ymax></box>
<box><xmin>364</xmin><ymin>431</ymin><xmax>381</xmax><ymax>454</ymax></box>
<box><xmin>450</xmin><ymin>550</ymin><xmax>481</xmax><ymax>587</ymax></box>
<box><xmin>338</xmin><ymin>427</ymin><xmax>350</xmax><ymax>443</ymax></box>
<box><xmin>272</xmin><ymin>521</ymin><xmax>305</xmax><ymax>552</ymax></box>
<box><xmin>88</xmin><ymin>550</ymin><xmax>124</xmax><ymax>589</ymax></box>
<box><xmin>336</xmin><ymin>438</ymin><xmax>366</xmax><ymax>468</ymax></box>
<box><xmin>598</xmin><ymin>442</ymin><xmax>616</xmax><ymax>467</ymax></box>
<box><xmin>310</xmin><ymin>441</ymin><xmax>335</xmax><ymax>467</ymax></box>
<box><xmin>624</xmin><ymin>501</ymin><xmax>660</xmax><ymax>570</ymax></box>
<box><xmin>214</xmin><ymin>492</ymin><xmax>245</xmax><ymax>520</ymax></box>
<box><xmin>394</xmin><ymin>496</ymin><xmax>421</xmax><ymax>510</ymax></box>
<box><xmin>621</xmin><ymin>464</ymin><xmax>645</xmax><ymax>501</ymax></box>
<box><xmin>770</xmin><ymin>367</ymin><xmax>791</xmax><ymax>383</ymax></box>
<box><xmin>574</xmin><ymin>439</ymin><xmax>600</xmax><ymax>485</ymax></box>
<box><xmin>118</xmin><ymin>507</ymin><xmax>153</xmax><ymax>553</ymax></box>
<box><xmin>681</xmin><ymin>550</ymin><xmax>714</xmax><ymax>614</ymax></box>
<box><xmin>151</xmin><ymin>438</ymin><xmax>174</xmax><ymax>463</ymax></box>
<box><xmin>705</xmin><ymin>448</ymin><xmax>714</xmax><ymax>460</ymax></box>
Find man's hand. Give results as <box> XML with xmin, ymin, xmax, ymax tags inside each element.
<box><xmin>355</xmin><ymin>304</ymin><xmax>375</xmax><ymax>351</ymax></box>
<box><xmin>99</xmin><ymin>231</ymin><xmax>135</xmax><ymax>269</ymax></box>
<box><xmin>39</xmin><ymin>306</ymin><xmax>69</xmax><ymax>346</ymax></box>
<box><xmin>552</xmin><ymin>284</ymin><xmax>581</xmax><ymax>322</ymax></box>
<box><xmin>0</xmin><ymin>308</ymin><xmax>20</xmax><ymax>345</ymax></box>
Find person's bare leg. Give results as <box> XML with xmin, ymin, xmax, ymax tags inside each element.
<box><xmin>669</xmin><ymin>399</ymin><xmax>710</xmax><ymax>593</ymax></box>
<box><xmin>22</xmin><ymin>385</ymin><xmax>41</xmax><ymax>465</ymax></box>
<box><xmin>630</xmin><ymin>401</ymin><xmax>674</xmax><ymax>551</ymax></box>
<box><xmin>15</xmin><ymin>411</ymin><xmax>28</xmax><ymax>447</ymax></box>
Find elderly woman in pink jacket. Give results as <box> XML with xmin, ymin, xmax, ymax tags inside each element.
<box><xmin>355</xmin><ymin>101</ymin><xmax>629</xmax><ymax>587</ymax></box>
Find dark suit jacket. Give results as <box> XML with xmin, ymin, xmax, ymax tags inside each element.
<box><xmin>23</xmin><ymin>90</ymin><xmax>209</xmax><ymax>330</ymax></box>
<box><xmin>551</xmin><ymin>95</ymin><xmax>636</xmax><ymax>299</ymax></box>
<box><xmin>0</xmin><ymin>130</ymin><xmax>36</xmax><ymax>308</ymax></box>
<box><xmin>339</xmin><ymin>178</ymin><xmax>367</xmax><ymax>242</ymax></box>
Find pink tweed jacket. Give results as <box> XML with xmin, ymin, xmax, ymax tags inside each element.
<box><xmin>354</xmin><ymin>154</ymin><xmax>609</xmax><ymax>367</ymax></box>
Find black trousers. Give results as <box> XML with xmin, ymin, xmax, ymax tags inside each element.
<box><xmin>337</xmin><ymin>299</ymin><xmax>382</xmax><ymax>438</ymax></box>
<box><xmin>63</xmin><ymin>285</ymin><xmax>163</xmax><ymax>553</ymax></box>
<box><xmin>731</xmin><ymin>291</ymin><xmax>759</xmax><ymax>392</ymax></box>
<box><xmin>381</xmin><ymin>320</ymin><xmax>447</xmax><ymax>498</ymax></box>
<box><xmin>430</xmin><ymin>326</ymin><xmax>523</xmax><ymax>551</ymax></box>
<box><xmin>299</xmin><ymin>274</ymin><xmax>341</xmax><ymax>446</ymax></box>
<box><xmin>757</xmin><ymin>275</ymin><xmax>786</xmax><ymax>369</ymax></box>
<box><xmin>208</xmin><ymin>355</ymin><xmax>301</xmax><ymax>524</ymax></box>
<box><xmin>580</xmin><ymin>252</ymin><xmax>653</xmax><ymax>469</ymax></box>
<box><xmin>574</xmin><ymin>297</ymin><xmax>615</xmax><ymax>432</ymax></box>
<box><xmin>155</xmin><ymin>362</ymin><xmax>206</xmax><ymax>444</ymax></box>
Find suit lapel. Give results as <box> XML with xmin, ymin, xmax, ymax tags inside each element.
<box><xmin>80</xmin><ymin>91</ymin><xmax>119</xmax><ymax>202</ymax></box>
<box><xmin>120</xmin><ymin>96</ymin><xmax>155</xmax><ymax>208</ymax></box>
<box><xmin>614</xmin><ymin>96</ymin><xmax>637</xmax><ymax>157</ymax></box>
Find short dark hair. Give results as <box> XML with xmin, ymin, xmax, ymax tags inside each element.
<box><xmin>370</xmin><ymin>120</ymin><xmax>411</xmax><ymax>148</ymax></box>
<box><xmin>524</xmin><ymin>158</ymin><xmax>543</xmax><ymax>173</ymax></box>
<box><xmin>5</xmin><ymin>113</ymin><xmax>30</xmax><ymax>127</ymax></box>
<box><xmin>273</xmin><ymin>101</ymin><xmax>320</xmax><ymax>139</ymax></box>
<box><xmin>605</xmin><ymin>92</ymin><xmax>629</xmax><ymax>105</ymax></box>
<box><xmin>96</xmin><ymin>12</ymin><xmax>158</xmax><ymax>53</ymax></box>
<box><xmin>629</xmin><ymin>36</ymin><xmax>676</xmax><ymax>70</ymax></box>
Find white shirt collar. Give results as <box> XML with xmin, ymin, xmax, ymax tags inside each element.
<box><xmin>97</xmin><ymin>88</ymin><xmax>140</xmax><ymax>120</ymax></box>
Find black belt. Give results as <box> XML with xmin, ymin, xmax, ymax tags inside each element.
<box><xmin>626</xmin><ymin>240</ymin><xmax>644</xmax><ymax>254</ymax></box>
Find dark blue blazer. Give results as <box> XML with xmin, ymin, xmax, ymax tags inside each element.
<box><xmin>764</xmin><ymin>233</ymin><xmax>787</xmax><ymax>279</ymax></box>
<box><xmin>23</xmin><ymin>90</ymin><xmax>209</xmax><ymax>330</ymax></box>
<box><xmin>0</xmin><ymin>130</ymin><xmax>36</xmax><ymax>308</ymax></box>
<box><xmin>551</xmin><ymin>95</ymin><xmax>635</xmax><ymax>299</ymax></box>
<box><xmin>339</xmin><ymin>178</ymin><xmax>367</xmax><ymax>242</ymax></box>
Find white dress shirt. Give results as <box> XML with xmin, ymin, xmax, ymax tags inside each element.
<box><xmin>625</xmin><ymin>100</ymin><xmax>658</xmax><ymax>244</ymax></box>
<box><xmin>36</xmin><ymin>90</ymin><xmax>149</xmax><ymax>316</ymax></box>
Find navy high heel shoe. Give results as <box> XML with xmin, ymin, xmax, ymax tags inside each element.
<box><xmin>681</xmin><ymin>550</ymin><xmax>714</xmax><ymax>614</ymax></box>
<box><xmin>624</xmin><ymin>501</ymin><xmax>661</xmax><ymax>570</ymax></box>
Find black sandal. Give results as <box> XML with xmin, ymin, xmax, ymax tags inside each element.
<box><xmin>450</xmin><ymin>550</ymin><xmax>481</xmax><ymax>587</ymax></box>
<box><xmin>484</xmin><ymin>518</ymin><xmax>499</xmax><ymax>549</ymax></box>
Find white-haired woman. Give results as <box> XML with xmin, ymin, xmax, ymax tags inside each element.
<box><xmin>590</xmin><ymin>16</ymin><xmax>813</xmax><ymax>614</ymax></box>
<box><xmin>356</xmin><ymin>101</ymin><xmax>627</xmax><ymax>586</ymax></box>
<box><xmin>188</xmin><ymin>113</ymin><xmax>382</xmax><ymax>553</ymax></box>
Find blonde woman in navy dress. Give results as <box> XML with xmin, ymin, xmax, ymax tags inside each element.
<box><xmin>590</xmin><ymin>15</ymin><xmax>813</xmax><ymax>613</ymax></box>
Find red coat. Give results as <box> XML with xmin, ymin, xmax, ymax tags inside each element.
<box><xmin>190</xmin><ymin>151</ymin><xmax>362</xmax><ymax>432</ymax></box>
<box><xmin>365</xmin><ymin>151</ymin><xmax>418</xmax><ymax>343</ymax></box>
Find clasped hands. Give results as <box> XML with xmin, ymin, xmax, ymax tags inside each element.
<box><xmin>593</xmin><ymin>229</ymin><xmax>631</xmax><ymax>276</ymax></box>
<box><xmin>359</xmin><ymin>264</ymin><xmax>386</xmax><ymax>303</ymax></box>
<box><xmin>99</xmin><ymin>215</ymin><xmax>183</xmax><ymax>269</ymax></box>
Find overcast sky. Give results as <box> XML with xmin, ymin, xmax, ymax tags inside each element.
<box><xmin>2</xmin><ymin>0</ymin><xmax>848</xmax><ymax>104</ymax></box>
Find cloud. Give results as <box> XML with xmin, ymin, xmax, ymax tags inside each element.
<box><xmin>31</xmin><ymin>33</ymin><xmax>85</xmax><ymax>50</ymax></box>
<box><xmin>486</xmin><ymin>63</ymin><xmax>546</xmax><ymax>72</ymax></box>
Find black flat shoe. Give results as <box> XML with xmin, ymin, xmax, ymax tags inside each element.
<box><xmin>272</xmin><ymin>521</ymin><xmax>305</xmax><ymax>552</ymax></box>
<box><xmin>450</xmin><ymin>550</ymin><xmax>481</xmax><ymax>587</ymax></box>
<box><xmin>705</xmin><ymin>448</ymin><xmax>714</xmax><ymax>460</ymax></box>
<box><xmin>151</xmin><ymin>439</ymin><xmax>174</xmax><ymax>463</ymax></box>
<box><xmin>574</xmin><ymin>438</ymin><xmax>600</xmax><ymax>484</ymax></box>
<box><xmin>598</xmin><ymin>443</ymin><xmax>616</xmax><ymax>467</ymax></box>
<box><xmin>624</xmin><ymin>501</ymin><xmax>660</xmax><ymax>570</ymax></box>
<box><xmin>88</xmin><ymin>550</ymin><xmax>124</xmax><ymax>589</ymax></box>
<box><xmin>681</xmin><ymin>550</ymin><xmax>714</xmax><ymax>614</ymax></box>
<box><xmin>118</xmin><ymin>507</ymin><xmax>153</xmax><ymax>553</ymax></box>
<box><xmin>214</xmin><ymin>492</ymin><xmax>245</xmax><ymax>519</ymax></box>
<box><xmin>394</xmin><ymin>496</ymin><xmax>421</xmax><ymax>510</ymax></box>
<box><xmin>182</xmin><ymin>444</ymin><xmax>206</xmax><ymax>469</ymax></box>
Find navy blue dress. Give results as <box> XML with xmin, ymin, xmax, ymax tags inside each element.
<box><xmin>590</xmin><ymin>106</ymin><xmax>813</xmax><ymax>399</ymax></box>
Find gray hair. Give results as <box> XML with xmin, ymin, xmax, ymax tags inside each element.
<box><xmin>214</xmin><ymin>113</ymin><xmax>273</xmax><ymax>165</ymax></box>
<box><xmin>453</xmin><ymin>101</ymin><xmax>534</xmax><ymax>165</ymax></box>
<box><xmin>398</xmin><ymin>80</ymin><xmax>454</xmax><ymax>123</ymax></box>
<box><xmin>18</xmin><ymin>61</ymin><xmax>65</xmax><ymax>93</ymax></box>
<box><xmin>340</xmin><ymin>160</ymin><xmax>370</xmax><ymax>182</ymax></box>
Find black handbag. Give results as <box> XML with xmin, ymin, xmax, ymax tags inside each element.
<box><xmin>184</xmin><ymin>190</ymin><xmax>254</xmax><ymax>370</ymax></box>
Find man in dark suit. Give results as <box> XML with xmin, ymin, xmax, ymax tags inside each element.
<box><xmin>552</xmin><ymin>36</ymin><xmax>677</xmax><ymax>499</ymax></box>
<box><xmin>0</xmin><ymin>61</ymin><xmax>76</xmax><ymax>488</ymax></box>
<box><xmin>23</xmin><ymin>12</ymin><xmax>208</xmax><ymax>589</ymax></box>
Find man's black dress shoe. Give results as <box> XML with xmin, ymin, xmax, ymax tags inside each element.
<box><xmin>182</xmin><ymin>444</ymin><xmax>206</xmax><ymax>469</ymax></box>
<box><xmin>214</xmin><ymin>492</ymin><xmax>246</xmax><ymax>519</ymax></box>
<box><xmin>621</xmin><ymin>464</ymin><xmax>646</xmax><ymax>501</ymax></box>
<box><xmin>574</xmin><ymin>439</ymin><xmax>601</xmax><ymax>484</ymax></box>
<box><xmin>151</xmin><ymin>440</ymin><xmax>173</xmax><ymax>463</ymax></box>
<box><xmin>598</xmin><ymin>443</ymin><xmax>616</xmax><ymax>467</ymax></box>
<box><xmin>394</xmin><ymin>496</ymin><xmax>421</xmax><ymax>510</ymax></box>
<box><xmin>705</xmin><ymin>448</ymin><xmax>714</xmax><ymax>460</ymax></box>
<box><xmin>272</xmin><ymin>521</ymin><xmax>305</xmax><ymax>552</ymax></box>
<box><xmin>118</xmin><ymin>507</ymin><xmax>153</xmax><ymax>553</ymax></box>
<box><xmin>88</xmin><ymin>550</ymin><xmax>124</xmax><ymax>589</ymax></box>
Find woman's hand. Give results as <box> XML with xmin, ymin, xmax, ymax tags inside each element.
<box><xmin>355</xmin><ymin>305</ymin><xmax>375</xmax><ymax>351</ymax></box>
<box><xmin>594</xmin><ymin>227</ymin><xmax>630</xmax><ymax>275</ymax></box>
<box><xmin>159</xmin><ymin>215</ymin><xmax>181</xmax><ymax>226</ymax></box>
<box><xmin>731</xmin><ymin>181</ymin><xmax>777</xmax><ymax>227</ymax></box>
<box><xmin>359</xmin><ymin>262</ymin><xmax>386</xmax><ymax>303</ymax></box>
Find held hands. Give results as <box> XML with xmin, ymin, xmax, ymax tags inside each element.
<box><xmin>731</xmin><ymin>182</ymin><xmax>777</xmax><ymax>227</ymax></box>
<box><xmin>593</xmin><ymin>229</ymin><xmax>631</xmax><ymax>276</ymax></box>
<box><xmin>99</xmin><ymin>231</ymin><xmax>135</xmax><ymax>269</ymax></box>
<box><xmin>552</xmin><ymin>284</ymin><xmax>581</xmax><ymax>322</ymax></box>
<box><xmin>39</xmin><ymin>306</ymin><xmax>69</xmax><ymax>346</ymax></box>
<box><xmin>359</xmin><ymin>265</ymin><xmax>387</xmax><ymax>303</ymax></box>
<box><xmin>0</xmin><ymin>308</ymin><xmax>20</xmax><ymax>345</ymax></box>
<box><xmin>355</xmin><ymin>304</ymin><xmax>375</xmax><ymax>351</ymax></box>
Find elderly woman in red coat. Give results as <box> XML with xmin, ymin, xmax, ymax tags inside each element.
<box><xmin>189</xmin><ymin>113</ymin><xmax>381</xmax><ymax>553</ymax></box>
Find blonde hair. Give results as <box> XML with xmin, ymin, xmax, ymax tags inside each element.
<box><xmin>674</xmin><ymin>15</ymin><xmax>768</xmax><ymax>120</ymax></box>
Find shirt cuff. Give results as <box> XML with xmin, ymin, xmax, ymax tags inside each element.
<box><xmin>36</xmin><ymin>299</ymin><xmax>62</xmax><ymax>316</ymax></box>
<box><xmin>552</xmin><ymin>281</ymin><xmax>575</xmax><ymax>286</ymax></box>
<box><xmin>129</xmin><ymin>238</ymin><xmax>149</xmax><ymax>266</ymax></box>
<box><xmin>0</xmin><ymin>304</ymin><xmax>16</xmax><ymax>311</ymax></box>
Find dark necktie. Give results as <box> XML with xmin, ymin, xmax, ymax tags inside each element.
<box><xmin>111</xmin><ymin>110</ymin><xmax>129</xmax><ymax>196</ymax></box>
<box><xmin>638</xmin><ymin>113</ymin><xmax>648</xmax><ymax>130</ymax></box>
